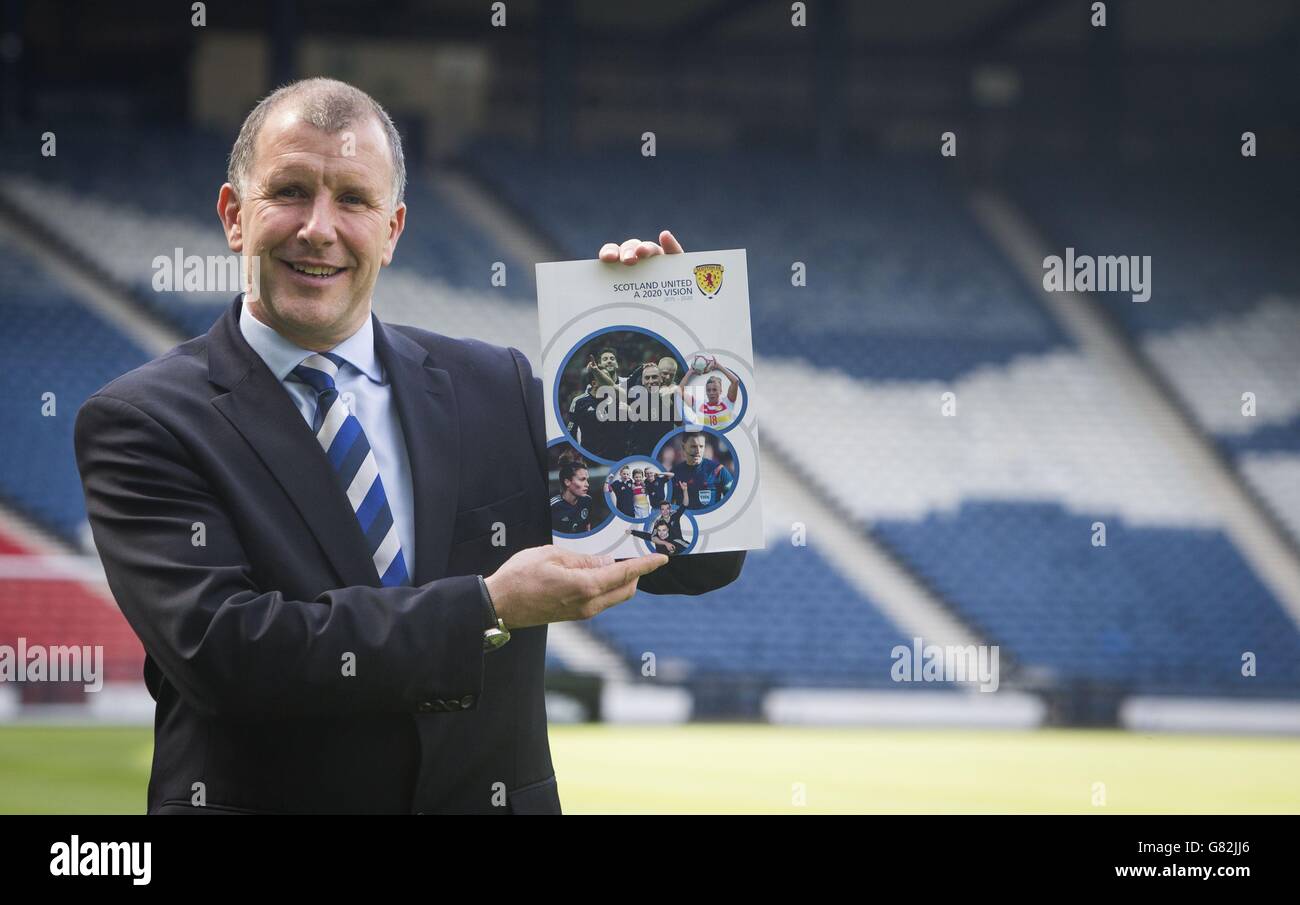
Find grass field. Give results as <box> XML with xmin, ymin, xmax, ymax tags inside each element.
<box><xmin>2</xmin><ymin>724</ymin><xmax>1297</xmax><ymax>814</ymax></box>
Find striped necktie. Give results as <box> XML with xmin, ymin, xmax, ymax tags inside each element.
<box><xmin>290</xmin><ymin>352</ymin><xmax>410</xmax><ymax>587</ymax></box>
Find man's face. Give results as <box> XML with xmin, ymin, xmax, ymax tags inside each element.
<box><xmin>218</xmin><ymin>107</ymin><xmax>405</xmax><ymax>350</ymax></box>
<box><xmin>642</xmin><ymin>366</ymin><xmax>661</xmax><ymax>388</ymax></box>
<box><xmin>706</xmin><ymin>377</ymin><xmax>722</xmax><ymax>404</ymax></box>
<box><xmin>599</xmin><ymin>351</ymin><xmax>618</xmax><ymax>375</ymax></box>
<box><xmin>659</xmin><ymin>503</ymin><xmax>671</xmax><ymax>518</ymax></box>
<box><xmin>684</xmin><ymin>436</ymin><xmax>705</xmax><ymax>465</ymax></box>
<box><xmin>566</xmin><ymin>468</ymin><xmax>589</xmax><ymax>496</ymax></box>
<box><xmin>657</xmin><ymin>357</ymin><xmax>678</xmax><ymax>385</ymax></box>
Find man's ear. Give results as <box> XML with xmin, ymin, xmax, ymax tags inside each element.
<box><xmin>382</xmin><ymin>202</ymin><xmax>407</xmax><ymax>266</ymax></box>
<box><xmin>217</xmin><ymin>183</ymin><xmax>243</xmax><ymax>252</ymax></box>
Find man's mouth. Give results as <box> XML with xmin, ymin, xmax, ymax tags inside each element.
<box><xmin>281</xmin><ymin>260</ymin><xmax>349</xmax><ymax>282</ymax></box>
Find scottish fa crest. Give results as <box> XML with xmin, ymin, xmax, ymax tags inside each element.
<box><xmin>694</xmin><ymin>264</ymin><xmax>724</xmax><ymax>298</ymax></box>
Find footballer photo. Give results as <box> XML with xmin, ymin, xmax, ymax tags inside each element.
<box><xmin>547</xmin><ymin>442</ymin><xmax>612</xmax><ymax>536</ymax></box>
<box><xmin>558</xmin><ymin>328</ymin><xmax>687</xmax><ymax>463</ymax></box>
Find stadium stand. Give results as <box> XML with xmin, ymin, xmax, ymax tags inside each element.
<box><xmin>2</xmin><ymin>133</ymin><xmax>1297</xmax><ymax>710</ymax></box>
<box><xmin>0</xmin><ymin>127</ymin><xmax>537</xmax><ymax>339</ymax></box>
<box><xmin>468</xmin><ymin>147</ymin><xmax>1071</xmax><ymax>381</ymax></box>
<box><xmin>591</xmin><ymin>543</ymin><xmax>925</xmax><ymax>689</ymax></box>
<box><xmin>873</xmin><ymin>502</ymin><xmax>1300</xmax><ymax>697</ymax></box>
<box><xmin>1010</xmin><ymin>160</ymin><xmax>1300</xmax><ymax>552</ymax></box>
<box><xmin>470</xmin><ymin>148</ymin><xmax>1300</xmax><ymax>700</ymax></box>
<box><xmin>0</xmin><ymin>527</ymin><xmax>144</xmax><ymax>691</ymax></box>
<box><xmin>0</xmin><ymin>233</ymin><xmax>150</xmax><ymax>546</ymax></box>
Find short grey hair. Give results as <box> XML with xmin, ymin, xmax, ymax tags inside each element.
<box><xmin>227</xmin><ymin>77</ymin><xmax>406</xmax><ymax>209</ymax></box>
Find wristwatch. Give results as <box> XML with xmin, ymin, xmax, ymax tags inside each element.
<box><xmin>477</xmin><ymin>575</ymin><xmax>511</xmax><ymax>652</ymax></box>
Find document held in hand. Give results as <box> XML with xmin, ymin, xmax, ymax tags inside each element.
<box><xmin>536</xmin><ymin>248</ymin><xmax>764</xmax><ymax>557</ymax></box>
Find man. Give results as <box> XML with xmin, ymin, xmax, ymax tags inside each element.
<box><xmin>566</xmin><ymin>370</ymin><xmax>621</xmax><ymax>461</ymax></box>
<box><xmin>608</xmin><ymin>360</ymin><xmax>680</xmax><ymax>459</ymax></box>
<box><xmin>566</xmin><ymin>371</ymin><xmax>600</xmax><ymax>445</ymax></box>
<box><xmin>550</xmin><ymin>462</ymin><xmax>593</xmax><ymax>534</ymax></box>
<box><xmin>583</xmin><ymin>347</ymin><xmax>639</xmax><ymax>460</ymax></box>
<box><xmin>671</xmin><ymin>432</ymin><xmax>735</xmax><ymax>510</ymax></box>
<box><xmin>630</xmin><ymin>362</ymin><xmax>681</xmax><ymax>457</ymax></box>
<box><xmin>656</xmin><ymin>356</ymin><xmax>680</xmax><ymax>390</ymax></box>
<box><xmin>73</xmin><ymin>77</ymin><xmax>743</xmax><ymax>815</ymax></box>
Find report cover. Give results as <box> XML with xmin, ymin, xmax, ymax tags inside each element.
<box><xmin>536</xmin><ymin>249</ymin><xmax>764</xmax><ymax>557</ymax></box>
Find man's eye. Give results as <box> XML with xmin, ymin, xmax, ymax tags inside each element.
<box><xmin>341</xmin><ymin>194</ymin><xmax>364</xmax><ymax>205</ymax></box>
<box><xmin>277</xmin><ymin>187</ymin><xmax>303</xmax><ymax>198</ymax></box>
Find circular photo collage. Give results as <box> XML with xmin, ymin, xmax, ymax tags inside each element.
<box><xmin>552</xmin><ymin>327</ymin><xmax>751</xmax><ymax>545</ymax></box>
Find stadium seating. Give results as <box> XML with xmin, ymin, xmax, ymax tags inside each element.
<box><xmin>3</xmin><ymin>131</ymin><xmax>1297</xmax><ymax>706</ymax></box>
<box><xmin>0</xmin><ymin>127</ymin><xmax>536</xmax><ymax>339</ymax></box>
<box><xmin>591</xmin><ymin>543</ymin><xmax>926</xmax><ymax>688</ymax></box>
<box><xmin>1010</xmin><ymin>160</ymin><xmax>1300</xmax><ymax>550</ymax></box>
<box><xmin>468</xmin><ymin>147</ymin><xmax>1071</xmax><ymax>381</ymax></box>
<box><xmin>0</xmin><ymin>235</ymin><xmax>150</xmax><ymax>545</ymax></box>
<box><xmin>0</xmin><ymin>528</ymin><xmax>144</xmax><ymax>685</ymax></box>
<box><xmin>873</xmin><ymin>502</ymin><xmax>1300</xmax><ymax>697</ymax></box>
<box><xmin>471</xmin><ymin>148</ymin><xmax>1300</xmax><ymax>699</ymax></box>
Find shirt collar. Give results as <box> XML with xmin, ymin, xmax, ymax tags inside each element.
<box><xmin>239</xmin><ymin>297</ymin><xmax>384</xmax><ymax>384</ymax></box>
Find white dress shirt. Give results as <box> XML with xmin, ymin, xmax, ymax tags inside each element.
<box><xmin>239</xmin><ymin>299</ymin><xmax>417</xmax><ymax>579</ymax></box>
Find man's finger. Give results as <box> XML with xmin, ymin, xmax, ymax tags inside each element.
<box><xmin>585</xmin><ymin>579</ymin><xmax>642</xmax><ymax>615</ymax></box>
<box><xmin>589</xmin><ymin>553</ymin><xmax>668</xmax><ymax>592</ymax></box>
<box><xmin>619</xmin><ymin>238</ymin><xmax>641</xmax><ymax>264</ymax></box>
<box><xmin>636</xmin><ymin>241</ymin><xmax>664</xmax><ymax>260</ymax></box>
<box><xmin>660</xmin><ymin>229</ymin><xmax>684</xmax><ymax>254</ymax></box>
<box><xmin>555</xmin><ymin>549</ymin><xmax>615</xmax><ymax>570</ymax></box>
<box><xmin>599</xmin><ymin>242</ymin><xmax>621</xmax><ymax>262</ymax></box>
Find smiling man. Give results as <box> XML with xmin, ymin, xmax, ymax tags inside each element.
<box><xmin>74</xmin><ymin>77</ymin><xmax>744</xmax><ymax>815</ymax></box>
<box><xmin>219</xmin><ymin>84</ymin><xmax>404</xmax><ymax>351</ymax></box>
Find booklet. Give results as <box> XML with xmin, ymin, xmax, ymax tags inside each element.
<box><xmin>536</xmin><ymin>248</ymin><xmax>764</xmax><ymax>557</ymax></box>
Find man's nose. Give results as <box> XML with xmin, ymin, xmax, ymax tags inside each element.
<box><xmin>298</xmin><ymin>191</ymin><xmax>338</xmax><ymax>247</ymax></box>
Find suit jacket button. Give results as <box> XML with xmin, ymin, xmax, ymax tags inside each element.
<box><xmin>434</xmin><ymin>698</ymin><xmax>448</xmax><ymax>711</ymax></box>
<box><xmin>417</xmin><ymin>701</ymin><xmax>433</xmax><ymax>713</ymax></box>
<box><xmin>460</xmin><ymin>695</ymin><xmax>474</xmax><ymax>709</ymax></box>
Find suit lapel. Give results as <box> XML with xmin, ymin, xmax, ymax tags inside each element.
<box><xmin>207</xmin><ymin>298</ymin><xmax>380</xmax><ymax>589</ymax></box>
<box><xmin>373</xmin><ymin>317</ymin><xmax>460</xmax><ymax>586</ymax></box>
<box><xmin>206</xmin><ymin>298</ymin><xmax>462</xmax><ymax>589</ymax></box>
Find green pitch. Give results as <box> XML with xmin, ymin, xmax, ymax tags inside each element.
<box><xmin>1</xmin><ymin>724</ymin><xmax>1297</xmax><ymax>814</ymax></box>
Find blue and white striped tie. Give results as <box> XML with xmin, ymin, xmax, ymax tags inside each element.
<box><xmin>290</xmin><ymin>352</ymin><xmax>410</xmax><ymax>587</ymax></box>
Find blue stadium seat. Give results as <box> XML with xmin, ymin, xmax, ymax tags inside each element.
<box><xmin>0</xmin><ymin>236</ymin><xmax>151</xmax><ymax>544</ymax></box>
<box><xmin>468</xmin><ymin>147</ymin><xmax>1070</xmax><ymax>381</ymax></box>
<box><xmin>873</xmin><ymin>502</ymin><xmax>1300</xmax><ymax>697</ymax></box>
<box><xmin>587</xmin><ymin>543</ymin><xmax>934</xmax><ymax>688</ymax></box>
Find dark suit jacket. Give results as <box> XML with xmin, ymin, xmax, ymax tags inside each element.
<box><xmin>74</xmin><ymin>296</ymin><xmax>744</xmax><ymax>814</ymax></box>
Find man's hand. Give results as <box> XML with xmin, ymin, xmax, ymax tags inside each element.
<box><xmin>484</xmin><ymin>545</ymin><xmax>668</xmax><ymax>629</ymax></box>
<box><xmin>599</xmin><ymin>229</ymin><xmax>684</xmax><ymax>265</ymax></box>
